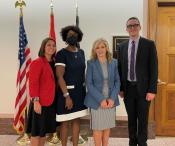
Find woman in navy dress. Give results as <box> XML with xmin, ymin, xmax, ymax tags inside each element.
<box><xmin>55</xmin><ymin>25</ymin><xmax>88</xmax><ymax>146</ymax></box>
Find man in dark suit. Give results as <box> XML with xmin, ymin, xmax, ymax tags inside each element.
<box><xmin>118</xmin><ymin>17</ymin><xmax>158</xmax><ymax>146</ymax></box>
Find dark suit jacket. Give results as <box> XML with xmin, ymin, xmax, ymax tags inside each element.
<box><xmin>118</xmin><ymin>37</ymin><xmax>158</xmax><ymax>97</ymax></box>
<box><xmin>29</xmin><ymin>57</ymin><xmax>55</xmax><ymax>106</ymax></box>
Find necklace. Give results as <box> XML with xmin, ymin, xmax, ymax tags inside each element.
<box><xmin>74</xmin><ymin>52</ymin><xmax>78</xmax><ymax>58</ymax></box>
<box><xmin>66</xmin><ymin>47</ymin><xmax>78</xmax><ymax>59</ymax></box>
<box><xmin>74</xmin><ymin>48</ymin><xmax>78</xmax><ymax>59</ymax></box>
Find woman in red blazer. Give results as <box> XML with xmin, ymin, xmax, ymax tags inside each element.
<box><xmin>26</xmin><ymin>37</ymin><xmax>56</xmax><ymax>146</ymax></box>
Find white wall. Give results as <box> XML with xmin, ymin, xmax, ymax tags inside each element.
<box><xmin>0</xmin><ymin>0</ymin><xmax>146</xmax><ymax>117</ymax></box>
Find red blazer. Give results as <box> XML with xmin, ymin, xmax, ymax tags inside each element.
<box><xmin>29</xmin><ymin>57</ymin><xmax>55</xmax><ymax>106</ymax></box>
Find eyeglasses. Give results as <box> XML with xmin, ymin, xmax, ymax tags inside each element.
<box><xmin>127</xmin><ymin>24</ymin><xmax>140</xmax><ymax>29</ymax></box>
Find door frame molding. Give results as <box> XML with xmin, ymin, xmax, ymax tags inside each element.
<box><xmin>148</xmin><ymin>0</ymin><xmax>175</xmax><ymax>40</ymax></box>
<box><xmin>148</xmin><ymin>0</ymin><xmax>175</xmax><ymax>131</ymax></box>
<box><xmin>147</xmin><ymin>0</ymin><xmax>158</xmax><ymax>122</ymax></box>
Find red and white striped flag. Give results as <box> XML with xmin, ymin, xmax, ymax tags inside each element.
<box><xmin>13</xmin><ymin>13</ymin><xmax>31</xmax><ymax>134</ymax></box>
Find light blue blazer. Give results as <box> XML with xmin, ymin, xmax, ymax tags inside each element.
<box><xmin>84</xmin><ymin>58</ymin><xmax>120</xmax><ymax>110</ymax></box>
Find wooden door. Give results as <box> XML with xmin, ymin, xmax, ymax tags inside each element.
<box><xmin>155</xmin><ymin>6</ymin><xmax>175</xmax><ymax>136</ymax></box>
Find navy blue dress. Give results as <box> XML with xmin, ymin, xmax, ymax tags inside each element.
<box><xmin>55</xmin><ymin>48</ymin><xmax>88</xmax><ymax>122</ymax></box>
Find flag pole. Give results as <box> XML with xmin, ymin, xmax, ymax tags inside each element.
<box><xmin>75</xmin><ymin>0</ymin><xmax>79</xmax><ymax>27</ymax></box>
<box><xmin>75</xmin><ymin>0</ymin><xmax>81</xmax><ymax>49</ymax></box>
<box><xmin>15</xmin><ymin>1</ymin><xmax>30</xmax><ymax>145</ymax></box>
<box><xmin>76</xmin><ymin>0</ymin><xmax>88</xmax><ymax>143</ymax></box>
<box><xmin>46</xmin><ymin>1</ymin><xmax>61</xmax><ymax>144</ymax></box>
<box><xmin>71</xmin><ymin>0</ymin><xmax>88</xmax><ymax>145</ymax></box>
<box><xmin>76</xmin><ymin>0</ymin><xmax>78</xmax><ymax>14</ymax></box>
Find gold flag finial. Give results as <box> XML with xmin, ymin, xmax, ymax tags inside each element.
<box><xmin>15</xmin><ymin>0</ymin><xmax>26</xmax><ymax>16</ymax></box>
<box><xmin>15</xmin><ymin>0</ymin><xmax>26</xmax><ymax>9</ymax></box>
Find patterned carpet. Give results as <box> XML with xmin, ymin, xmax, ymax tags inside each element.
<box><xmin>0</xmin><ymin>135</ymin><xmax>175</xmax><ymax>146</ymax></box>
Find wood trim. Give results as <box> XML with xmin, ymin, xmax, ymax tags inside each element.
<box><xmin>148</xmin><ymin>0</ymin><xmax>175</xmax><ymax>135</ymax></box>
<box><xmin>0</xmin><ymin>114</ymin><xmax>14</xmax><ymax>118</ymax></box>
<box><xmin>147</xmin><ymin>0</ymin><xmax>158</xmax><ymax>122</ymax></box>
<box><xmin>147</xmin><ymin>0</ymin><xmax>175</xmax><ymax>121</ymax></box>
<box><xmin>148</xmin><ymin>0</ymin><xmax>175</xmax><ymax>40</ymax></box>
<box><xmin>0</xmin><ymin>118</ymin><xmax>16</xmax><ymax>135</ymax></box>
<box><xmin>158</xmin><ymin>2</ymin><xmax>175</xmax><ymax>6</ymax></box>
<box><xmin>148</xmin><ymin>0</ymin><xmax>157</xmax><ymax>41</ymax></box>
<box><xmin>0</xmin><ymin>117</ymin><xmax>156</xmax><ymax>138</ymax></box>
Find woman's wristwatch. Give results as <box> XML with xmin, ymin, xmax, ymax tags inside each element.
<box><xmin>32</xmin><ymin>97</ymin><xmax>40</xmax><ymax>102</ymax></box>
<box><xmin>63</xmin><ymin>92</ymin><xmax>69</xmax><ymax>98</ymax></box>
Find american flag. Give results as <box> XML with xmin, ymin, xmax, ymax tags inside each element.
<box><xmin>13</xmin><ymin>15</ymin><xmax>31</xmax><ymax>134</ymax></box>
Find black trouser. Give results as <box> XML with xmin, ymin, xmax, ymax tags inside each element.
<box><xmin>124</xmin><ymin>82</ymin><xmax>150</xmax><ymax>146</ymax></box>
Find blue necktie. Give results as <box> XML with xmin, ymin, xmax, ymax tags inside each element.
<box><xmin>130</xmin><ymin>41</ymin><xmax>135</xmax><ymax>81</ymax></box>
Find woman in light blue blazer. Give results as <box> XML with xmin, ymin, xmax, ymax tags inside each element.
<box><xmin>84</xmin><ymin>38</ymin><xmax>120</xmax><ymax>146</ymax></box>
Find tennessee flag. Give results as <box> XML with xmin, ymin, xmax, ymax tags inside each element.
<box><xmin>49</xmin><ymin>8</ymin><xmax>56</xmax><ymax>41</ymax></box>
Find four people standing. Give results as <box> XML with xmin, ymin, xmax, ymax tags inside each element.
<box><xmin>26</xmin><ymin>17</ymin><xmax>158</xmax><ymax>146</ymax></box>
<box><xmin>118</xmin><ymin>17</ymin><xmax>158</xmax><ymax>146</ymax></box>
